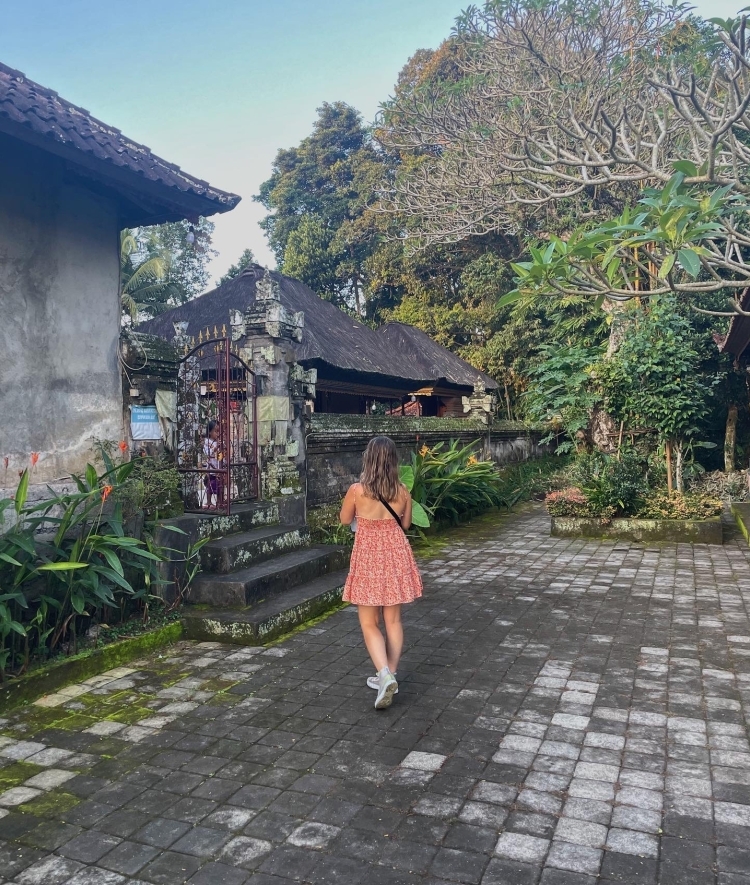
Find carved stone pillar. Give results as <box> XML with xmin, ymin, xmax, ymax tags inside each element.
<box><xmin>230</xmin><ymin>269</ymin><xmax>316</xmax><ymax>525</ymax></box>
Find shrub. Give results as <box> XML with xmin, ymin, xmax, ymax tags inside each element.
<box><xmin>636</xmin><ymin>491</ymin><xmax>723</xmax><ymax>520</ymax></box>
<box><xmin>545</xmin><ymin>487</ymin><xmax>615</xmax><ymax>520</ymax></box>
<box><xmin>0</xmin><ymin>460</ymin><xmax>194</xmax><ymax>680</ymax></box>
<box><xmin>571</xmin><ymin>450</ymin><xmax>646</xmax><ymax>516</ymax></box>
<box><xmin>689</xmin><ymin>470</ymin><xmax>750</xmax><ymax>504</ymax></box>
<box><xmin>117</xmin><ymin>456</ymin><xmax>183</xmax><ymax>520</ymax></box>
<box><xmin>401</xmin><ymin>440</ymin><xmax>504</xmax><ymax>525</ymax></box>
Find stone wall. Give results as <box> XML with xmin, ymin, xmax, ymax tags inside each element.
<box><xmin>0</xmin><ymin>134</ymin><xmax>122</xmax><ymax>488</ymax></box>
<box><xmin>306</xmin><ymin>414</ymin><xmax>549</xmax><ymax>506</ymax></box>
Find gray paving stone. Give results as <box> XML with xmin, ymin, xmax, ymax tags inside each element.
<box><xmin>15</xmin><ymin>856</ymin><xmax>85</xmax><ymax>885</ymax></box>
<box><xmin>546</xmin><ymin>841</ymin><xmax>602</xmax><ymax>875</ymax></box>
<box><xmin>610</xmin><ymin>805</ymin><xmax>662</xmax><ymax>834</ymax></box>
<box><xmin>5</xmin><ymin>508</ymin><xmax>750</xmax><ymax>885</ymax></box>
<box><xmin>554</xmin><ymin>817</ymin><xmax>608</xmax><ymax>848</ymax></box>
<box><xmin>494</xmin><ymin>832</ymin><xmax>550</xmax><ymax>863</ymax></box>
<box><xmin>606</xmin><ymin>828</ymin><xmax>659</xmax><ymax>857</ymax></box>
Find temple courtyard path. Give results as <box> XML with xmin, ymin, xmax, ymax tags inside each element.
<box><xmin>2</xmin><ymin>506</ymin><xmax>750</xmax><ymax>884</ymax></box>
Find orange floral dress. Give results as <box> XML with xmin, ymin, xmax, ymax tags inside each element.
<box><xmin>342</xmin><ymin>492</ymin><xmax>423</xmax><ymax>607</ymax></box>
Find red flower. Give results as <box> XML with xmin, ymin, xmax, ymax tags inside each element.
<box><xmin>101</xmin><ymin>485</ymin><xmax>113</xmax><ymax>502</ymax></box>
<box><xmin>30</xmin><ymin>452</ymin><xmax>39</xmax><ymax>466</ymax></box>
<box><xmin>118</xmin><ymin>441</ymin><xmax>128</xmax><ymax>453</ymax></box>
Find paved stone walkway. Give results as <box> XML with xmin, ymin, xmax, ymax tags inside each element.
<box><xmin>2</xmin><ymin>506</ymin><xmax>750</xmax><ymax>884</ymax></box>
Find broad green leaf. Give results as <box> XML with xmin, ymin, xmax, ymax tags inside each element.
<box><xmin>99</xmin><ymin>547</ymin><xmax>124</xmax><ymax>576</ymax></box>
<box><xmin>672</xmin><ymin>160</ymin><xmax>699</xmax><ymax>177</ymax></box>
<box><xmin>410</xmin><ymin>501</ymin><xmax>431</xmax><ymax>528</ymax></box>
<box><xmin>658</xmin><ymin>253</ymin><xmax>675</xmax><ymax>279</ymax></box>
<box><xmin>677</xmin><ymin>248</ymin><xmax>701</xmax><ymax>278</ymax></box>
<box><xmin>71</xmin><ymin>589</ymin><xmax>86</xmax><ymax>615</ymax></box>
<box><xmin>14</xmin><ymin>470</ymin><xmax>29</xmax><ymax>515</ymax></box>
<box><xmin>0</xmin><ymin>552</ymin><xmax>22</xmax><ymax>567</ymax></box>
<box><xmin>497</xmin><ymin>289</ymin><xmax>526</xmax><ymax>309</ymax></box>
<box><xmin>37</xmin><ymin>562</ymin><xmax>87</xmax><ymax>571</ymax></box>
<box><xmin>85</xmin><ymin>464</ymin><xmax>98</xmax><ymax>490</ymax></box>
<box><xmin>399</xmin><ymin>465</ymin><xmax>415</xmax><ymax>491</ymax></box>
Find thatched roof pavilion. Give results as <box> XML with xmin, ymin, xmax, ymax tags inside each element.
<box><xmin>139</xmin><ymin>264</ymin><xmax>497</xmax><ymax>414</ymax></box>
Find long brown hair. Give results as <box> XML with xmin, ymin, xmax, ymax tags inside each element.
<box><xmin>360</xmin><ymin>436</ymin><xmax>401</xmax><ymax>502</ymax></box>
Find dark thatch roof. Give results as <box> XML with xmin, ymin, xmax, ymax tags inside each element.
<box><xmin>377</xmin><ymin>322</ymin><xmax>498</xmax><ymax>390</ymax></box>
<box><xmin>138</xmin><ymin>265</ymin><xmax>498</xmax><ymax>392</ymax></box>
<box><xmin>0</xmin><ymin>62</ymin><xmax>240</xmax><ymax>226</ymax></box>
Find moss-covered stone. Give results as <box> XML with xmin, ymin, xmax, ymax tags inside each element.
<box><xmin>49</xmin><ymin>713</ymin><xmax>98</xmax><ymax>731</ymax></box>
<box><xmin>105</xmin><ymin>706</ymin><xmax>155</xmax><ymax>725</ymax></box>
<box><xmin>732</xmin><ymin>503</ymin><xmax>750</xmax><ymax>545</ymax></box>
<box><xmin>0</xmin><ymin>762</ymin><xmax>44</xmax><ymax>790</ymax></box>
<box><xmin>550</xmin><ymin>515</ymin><xmax>723</xmax><ymax>544</ymax></box>
<box><xmin>20</xmin><ymin>790</ymin><xmax>80</xmax><ymax>817</ymax></box>
<box><xmin>0</xmin><ymin>623</ymin><xmax>183</xmax><ymax>713</ymax></box>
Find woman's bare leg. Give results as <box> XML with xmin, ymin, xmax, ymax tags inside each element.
<box><xmin>382</xmin><ymin>605</ymin><xmax>403</xmax><ymax>674</ymax></box>
<box><xmin>358</xmin><ymin>606</ymin><xmax>388</xmax><ymax>672</ymax></box>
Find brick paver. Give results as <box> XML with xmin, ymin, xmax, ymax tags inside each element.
<box><xmin>2</xmin><ymin>506</ymin><xmax>750</xmax><ymax>883</ymax></box>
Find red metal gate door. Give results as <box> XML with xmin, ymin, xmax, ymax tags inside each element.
<box><xmin>176</xmin><ymin>336</ymin><xmax>257</xmax><ymax>515</ymax></box>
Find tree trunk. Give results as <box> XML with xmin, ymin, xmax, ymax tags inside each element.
<box><xmin>352</xmin><ymin>275</ymin><xmax>362</xmax><ymax>317</ymax></box>
<box><xmin>590</xmin><ymin>406</ymin><xmax>618</xmax><ymax>454</ymax></box>
<box><xmin>665</xmin><ymin>440</ymin><xmax>674</xmax><ymax>494</ymax></box>
<box><xmin>725</xmin><ymin>403</ymin><xmax>738</xmax><ymax>473</ymax></box>
<box><xmin>675</xmin><ymin>441</ymin><xmax>684</xmax><ymax>494</ymax></box>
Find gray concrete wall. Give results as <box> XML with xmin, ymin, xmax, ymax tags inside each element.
<box><xmin>0</xmin><ymin>134</ymin><xmax>123</xmax><ymax>489</ymax></box>
<box><xmin>306</xmin><ymin>414</ymin><xmax>550</xmax><ymax>506</ymax></box>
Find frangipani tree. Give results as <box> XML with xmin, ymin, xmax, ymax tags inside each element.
<box><xmin>381</xmin><ymin>1</ymin><xmax>750</xmax><ymax>323</ymax></box>
<box><xmin>502</xmin><ymin>171</ymin><xmax>747</xmax><ymax>316</ymax></box>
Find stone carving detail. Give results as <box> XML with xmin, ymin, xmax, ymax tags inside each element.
<box><xmin>462</xmin><ymin>378</ymin><xmax>497</xmax><ymax>424</ymax></box>
<box><xmin>244</xmin><ymin>269</ymin><xmax>304</xmax><ymax>342</ymax></box>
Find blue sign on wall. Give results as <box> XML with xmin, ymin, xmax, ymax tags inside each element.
<box><xmin>130</xmin><ymin>405</ymin><xmax>161</xmax><ymax>440</ymax></box>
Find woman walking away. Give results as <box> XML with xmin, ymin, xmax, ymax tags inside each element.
<box><xmin>339</xmin><ymin>436</ymin><xmax>423</xmax><ymax>710</ymax></box>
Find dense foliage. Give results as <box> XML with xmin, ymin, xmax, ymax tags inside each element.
<box><xmin>120</xmin><ymin>218</ymin><xmax>218</xmax><ymax>320</ymax></box>
<box><xmin>0</xmin><ymin>458</ymin><xmax>202</xmax><ymax>680</ymax></box>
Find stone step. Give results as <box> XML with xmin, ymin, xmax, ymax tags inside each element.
<box><xmin>164</xmin><ymin>501</ymin><xmax>280</xmax><ymax>542</ymax></box>
<box><xmin>181</xmin><ymin>569</ymin><xmax>348</xmax><ymax>645</ymax></box>
<box><xmin>200</xmin><ymin>525</ymin><xmax>310</xmax><ymax>574</ymax></box>
<box><xmin>188</xmin><ymin>545</ymin><xmax>350</xmax><ymax>607</ymax></box>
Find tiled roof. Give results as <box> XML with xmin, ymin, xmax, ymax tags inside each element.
<box><xmin>0</xmin><ymin>62</ymin><xmax>240</xmax><ymax>222</ymax></box>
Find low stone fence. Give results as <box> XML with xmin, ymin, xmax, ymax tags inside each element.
<box><xmin>306</xmin><ymin>414</ymin><xmax>549</xmax><ymax>506</ymax></box>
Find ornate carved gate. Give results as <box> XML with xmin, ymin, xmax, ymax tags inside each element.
<box><xmin>176</xmin><ymin>336</ymin><xmax>258</xmax><ymax>515</ymax></box>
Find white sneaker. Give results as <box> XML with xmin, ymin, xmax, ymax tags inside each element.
<box><xmin>374</xmin><ymin>669</ymin><xmax>398</xmax><ymax>710</ymax></box>
<box><xmin>367</xmin><ymin>674</ymin><xmax>398</xmax><ymax>693</ymax></box>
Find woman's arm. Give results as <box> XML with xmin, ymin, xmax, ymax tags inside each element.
<box><xmin>339</xmin><ymin>484</ymin><xmax>357</xmax><ymax>526</ymax></box>
<box><xmin>401</xmin><ymin>486</ymin><xmax>413</xmax><ymax>531</ymax></box>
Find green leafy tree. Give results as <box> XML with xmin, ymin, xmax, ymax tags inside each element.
<box><xmin>142</xmin><ymin>218</ymin><xmax>217</xmax><ymax>307</ymax></box>
<box><xmin>119</xmin><ymin>230</ymin><xmax>177</xmax><ymax>322</ymax></box>
<box><xmin>525</xmin><ymin>345</ymin><xmax>604</xmax><ymax>454</ymax></box>
<box><xmin>597</xmin><ymin>296</ymin><xmax>716</xmax><ymax>492</ymax></box>
<box><xmin>256</xmin><ymin>102</ymin><xmax>385</xmax><ymax>313</ymax></box>
<box><xmin>219</xmin><ymin>248</ymin><xmax>256</xmax><ymax>285</ymax></box>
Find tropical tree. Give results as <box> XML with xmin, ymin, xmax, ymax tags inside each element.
<box><xmin>597</xmin><ymin>296</ymin><xmax>716</xmax><ymax>492</ymax></box>
<box><xmin>119</xmin><ymin>231</ymin><xmax>175</xmax><ymax>322</ymax></box>
<box><xmin>255</xmin><ymin>102</ymin><xmax>387</xmax><ymax>313</ymax></box>
<box><xmin>219</xmin><ymin>248</ymin><xmax>256</xmax><ymax>285</ymax></box>
<box><xmin>141</xmin><ymin>218</ymin><xmax>217</xmax><ymax>307</ymax></box>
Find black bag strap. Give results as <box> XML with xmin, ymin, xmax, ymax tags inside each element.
<box><xmin>378</xmin><ymin>496</ymin><xmax>404</xmax><ymax>531</ymax></box>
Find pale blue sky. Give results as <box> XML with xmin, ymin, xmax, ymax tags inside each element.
<box><xmin>1</xmin><ymin>0</ymin><xmax>742</xmax><ymax>282</ymax></box>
